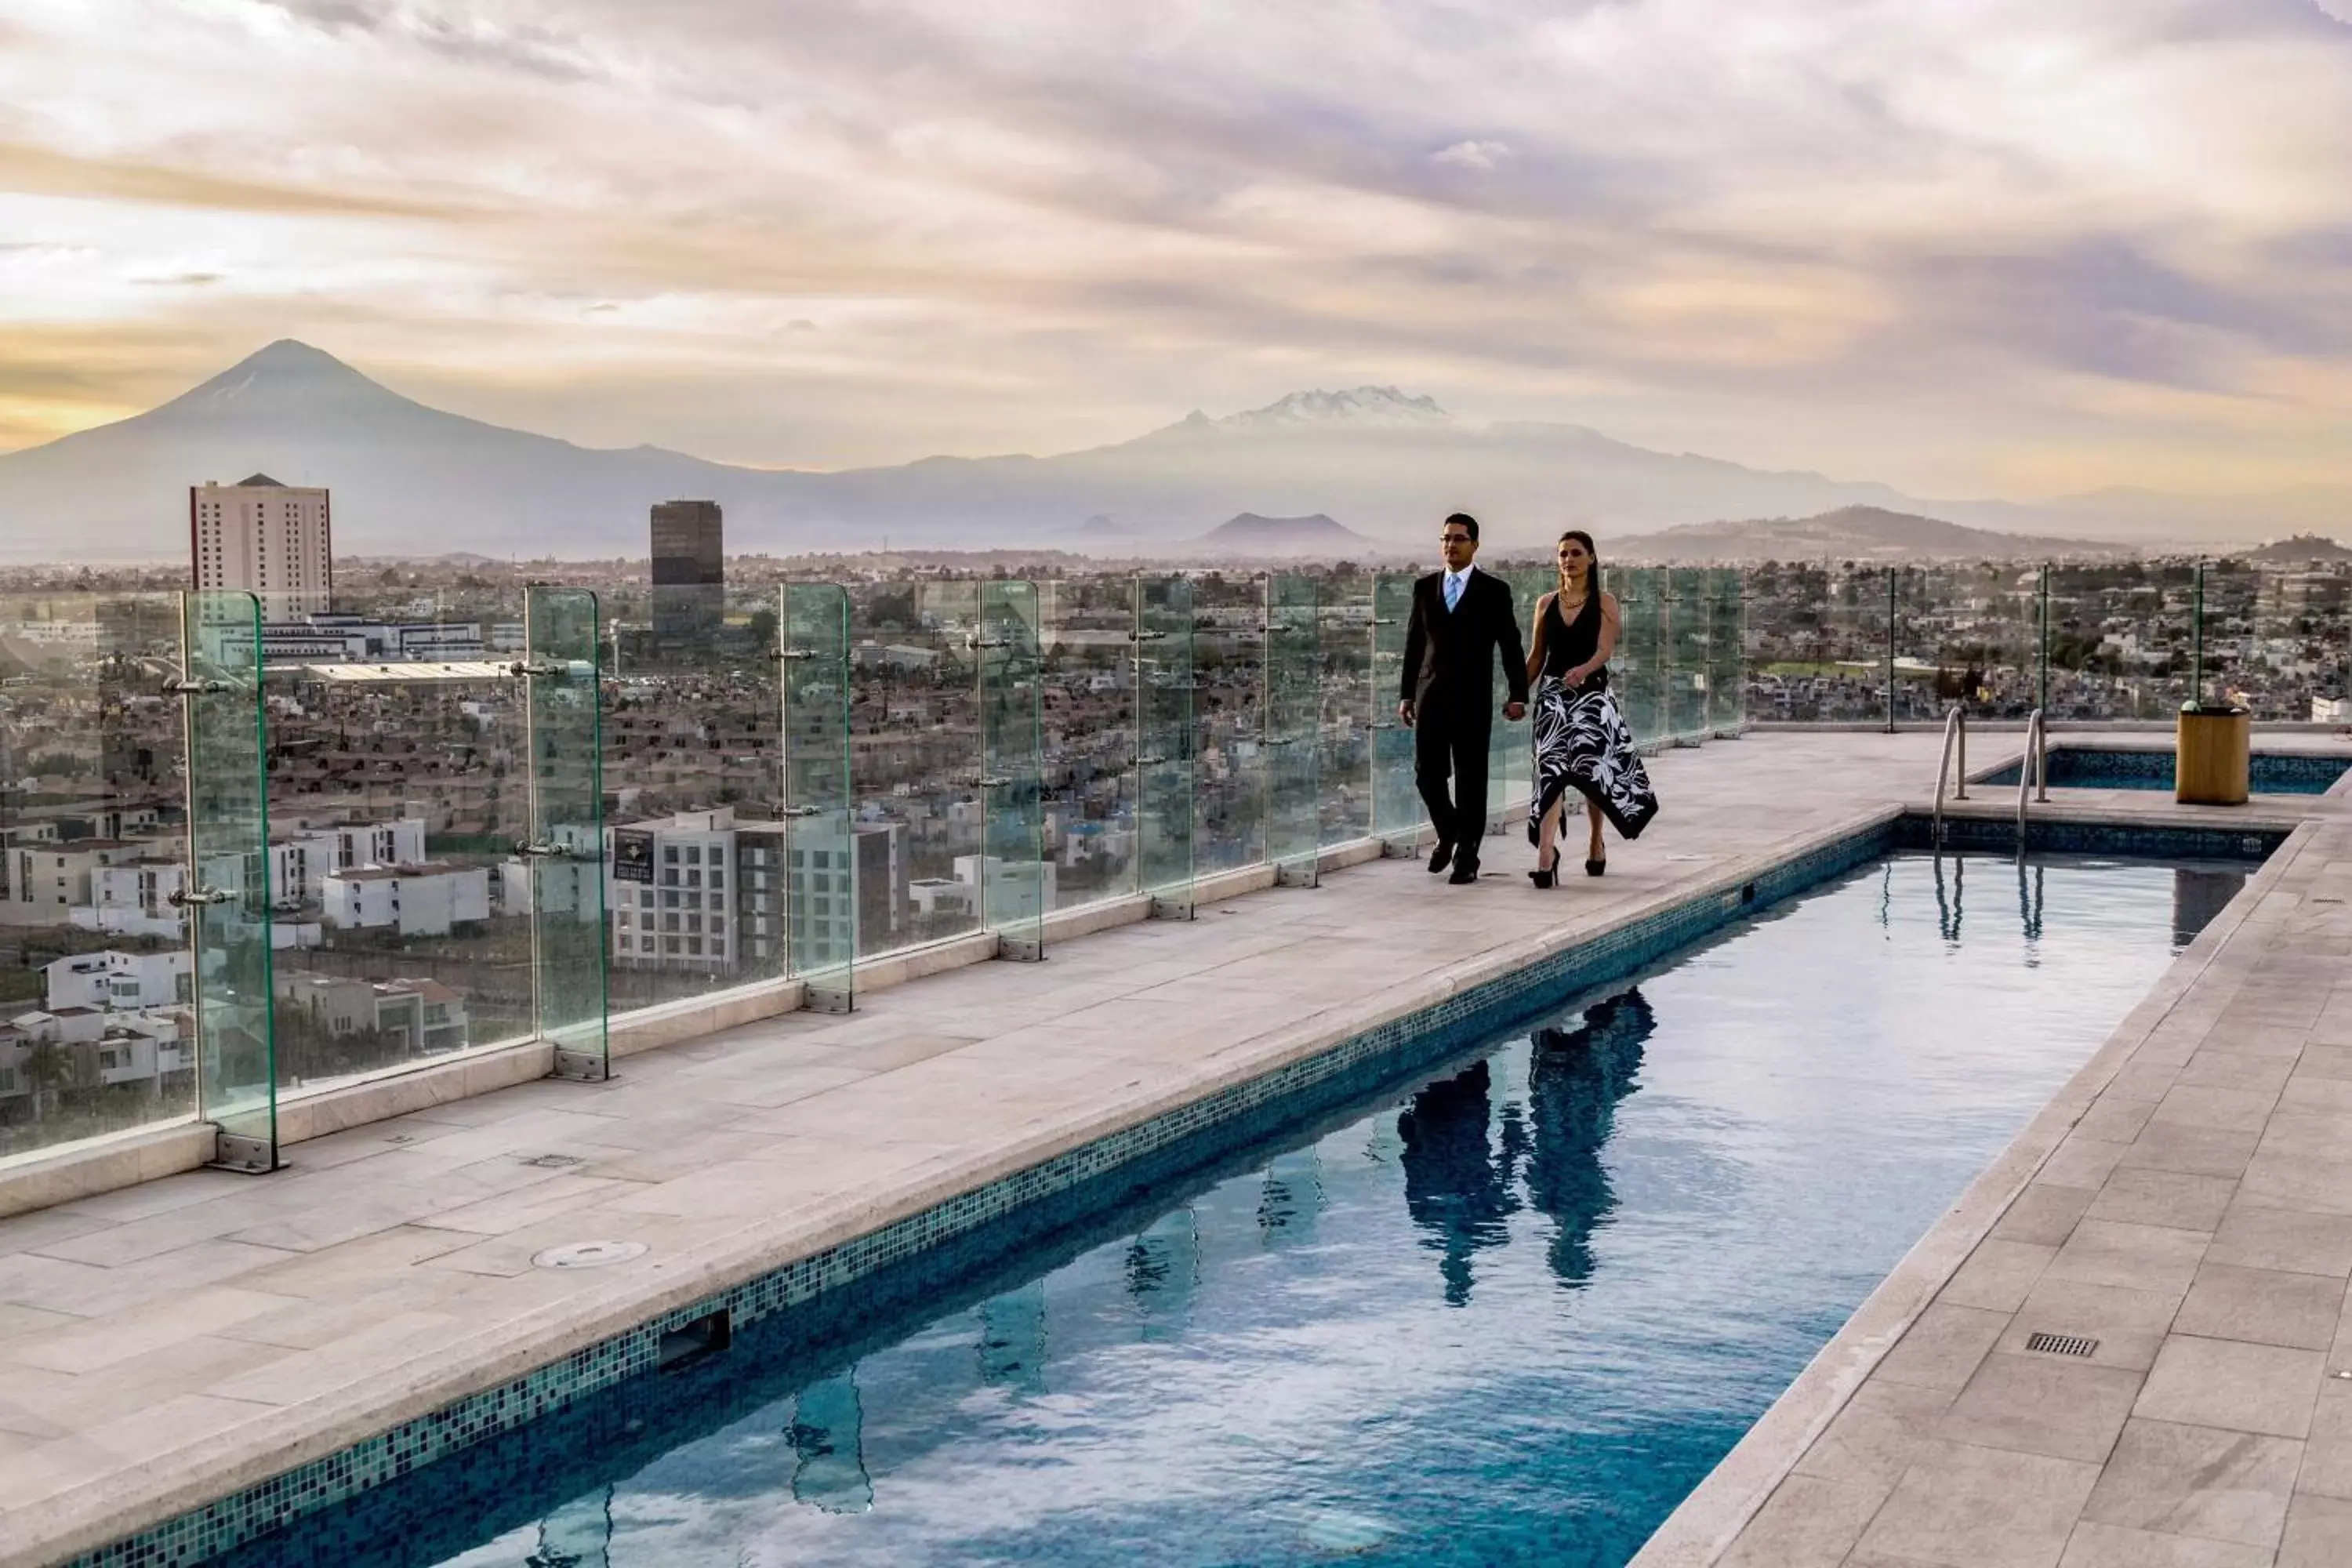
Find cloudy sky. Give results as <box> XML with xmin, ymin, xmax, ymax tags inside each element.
<box><xmin>2</xmin><ymin>0</ymin><xmax>2348</xmax><ymax>498</ymax></box>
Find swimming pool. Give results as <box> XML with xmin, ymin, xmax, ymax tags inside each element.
<box><xmin>1981</xmin><ymin>746</ymin><xmax>2349</xmax><ymax>794</ymax></box>
<box><xmin>232</xmin><ymin>850</ymin><xmax>2245</xmax><ymax>1568</ymax></box>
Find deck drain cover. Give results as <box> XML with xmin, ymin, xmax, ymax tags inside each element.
<box><xmin>533</xmin><ymin>1240</ymin><xmax>646</xmax><ymax>1270</ymax></box>
<box><xmin>2025</xmin><ymin>1331</ymin><xmax>2099</xmax><ymax>1358</ymax></box>
<box><xmin>521</xmin><ymin>1153</ymin><xmax>584</xmax><ymax>1168</ymax></box>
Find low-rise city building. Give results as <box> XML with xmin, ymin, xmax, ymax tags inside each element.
<box><xmin>321</xmin><ymin>862</ymin><xmax>492</xmax><ymax>937</ymax></box>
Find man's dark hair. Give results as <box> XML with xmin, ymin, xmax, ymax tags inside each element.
<box><xmin>1443</xmin><ymin>512</ymin><xmax>1479</xmax><ymax>542</ymax></box>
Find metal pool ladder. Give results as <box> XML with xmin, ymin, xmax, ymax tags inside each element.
<box><xmin>1931</xmin><ymin>705</ymin><xmax>1968</xmax><ymax>844</ymax></box>
<box><xmin>2017</xmin><ymin>708</ymin><xmax>2050</xmax><ymax>847</ymax></box>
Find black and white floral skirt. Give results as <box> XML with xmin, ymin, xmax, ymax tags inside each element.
<box><xmin>1528</xmin><ymin>675</ymin><xmax>1660</xmax><ymax>842</ymax></box>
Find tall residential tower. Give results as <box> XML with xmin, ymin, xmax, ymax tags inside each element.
<box><xmin>190</xmin><ymin>474</ymin><xmax>333</xmax><ymax>614</ymax></box>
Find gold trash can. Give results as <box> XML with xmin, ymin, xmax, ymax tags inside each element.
<box><xmin>2176</xmin><ymin>704</ymin><xmax>2250</xmax><ymax>805</ymax></box>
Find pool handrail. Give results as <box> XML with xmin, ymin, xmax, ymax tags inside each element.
<box><xmin>2017</xmin><ymin>709</ymin><xmax>2049</xmax><ymax>843</ymax></box>
<box><xmin>1931</xmin><ymin>705</ymin><xmax>1968</xmax><ymax>842</ymax></box>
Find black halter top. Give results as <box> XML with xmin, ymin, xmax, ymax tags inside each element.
<box><xmin>1542</xmin><ymin>586</ymin><xmax>1606</xmax><ymax>688</ymax></box>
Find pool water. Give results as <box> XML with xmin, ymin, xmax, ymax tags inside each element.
<box><xmin>1982</xmin><ymin>746</ymin><xmax>2348</xmax><ymax>794</ymax></box>
<box><xmin>274</xmin><ymin>853</ymin><xmax>2247</xmax><ymax>1568</ymax></box>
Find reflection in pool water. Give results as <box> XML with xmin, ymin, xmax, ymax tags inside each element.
<box><xmin>274</xmin><ymin>852</ymin><xmax>2245</xmax><ymax>1568</ymax></box>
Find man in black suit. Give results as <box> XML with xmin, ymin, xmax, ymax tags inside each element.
<box><xmin>1399</xmin><ymin>513</ymin><xmax>1528</xmax><ymax>884</ymax></box>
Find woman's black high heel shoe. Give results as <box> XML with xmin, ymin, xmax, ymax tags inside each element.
<box><xmin>1584</xmin><ymin>855</ymin><xmax>1606</xmax><ymax>877</ymax></box>
<box><xmin>1530</xmin><ymin>848</ymin><xmax>1560</xmax><ymax>889</ymax></box>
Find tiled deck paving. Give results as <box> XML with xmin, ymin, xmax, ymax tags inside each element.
<box><xmin>0</xmin><ymin>729</ymin><xmax>2347</xmax><ymax>1567</ymax></box>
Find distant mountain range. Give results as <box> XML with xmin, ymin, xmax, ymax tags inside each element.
<box><xmin>1606</xmin><ymin>506</ymin><xmax>2131</xmax><ymax>564</ymax></box>
<box><xmin>0</xmin><ymin>339</ymin><xmax>2340</xmax><ymax>561</ymax></box>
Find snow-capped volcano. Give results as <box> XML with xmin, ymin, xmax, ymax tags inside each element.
<box><xmin>1155</xmin><ymin>387</ymin><xmax>1453</xmax><ymax>438</ymax></box>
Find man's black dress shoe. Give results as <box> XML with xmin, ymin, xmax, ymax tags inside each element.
<box><xmin>1427</xmin><ymin>840</ymin><xmax>1453</xmax><ymax>874</ymax></box>
<box><xmin>1447</xmin><ymin>854</ymin><xmax>1480</xmax><ymax>885</ymax></box>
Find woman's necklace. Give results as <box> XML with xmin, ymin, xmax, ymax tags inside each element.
<box><xmin>1558</xmin><ymin>580</ymin><xmax>1589</xmax><ymax>615</ymax></box>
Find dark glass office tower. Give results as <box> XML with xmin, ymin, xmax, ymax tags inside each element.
<box><xmin>649</xmin><ymin>499</ymin><xmax>724</xmax><ymax>644</ymax></box>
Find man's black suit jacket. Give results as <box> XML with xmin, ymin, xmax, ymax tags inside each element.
<box><xmin>1400</xmin><ymin>567</ymin><xmax>1529</xmax><ymax>730</ymax></box>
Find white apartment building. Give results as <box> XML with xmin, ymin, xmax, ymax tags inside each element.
<box><xmin>0</xmin><ymin>1009</ymin><xmax>187</xmax><ymax>1105</ymax></box>
<box><xmin>44</xmin><ymin>949</ymin><xmax>193</xmax><ymax>1012</ymax></box>
<box><xmin>275</xmin><ymin>973</ymin><xmax>470</xmax><ymax>1056</ymax></box>
<box><xmin>270</xmin><ymin>818</ymin><xmax>429</xmax><ymax>902</ymax></box>
<box><xmin>607</xmin><ymin>808</ymin><xmax>746</xmax><ymax>974</ymax></box>
<box><xmin>950</xmin><ymin>855</ymin><xmax>1058</xmax><ymax>923</ymax></box>
<box><xmin>2</xmin><ymin>838</ymin><xmax>164</xmax><ymax>927</ymax></box>
<box><xmin>77</xmin><ymin>859</ymin><xmax>189</xmax><ymax>939</ymax></box>
<box><xmin>190</xmin><ymin>474</ymin><xmax>332</xmax><ymax>615</ymax></box>
<box><xmin>322</xmin><ymin>862</ymin><xmax>492</xmax><ymax>938</ymax></box>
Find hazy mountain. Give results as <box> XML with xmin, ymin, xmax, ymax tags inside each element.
<box><xmin>1605</xmin><ymin>506</ymin><xmax>2129</xmax><ymax>564</ymax></box>
<box><xmin>0</xmin><ymin>339</ymin><xmax>2301</xmax><ymax>561</ymax></box>
<box><xmin>2239</xmin><ymin>533</ymin><xmax>2352</xmax><ymax>564</ymax></box>
<box><xmin>1187</xmin><ymin>511</ymin><xmax>1388</xmax><ymax>557</ymax></box>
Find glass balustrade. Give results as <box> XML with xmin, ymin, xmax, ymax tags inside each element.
<box><xmin>256</xmin><ymin>580</ymin><xmax>535</xmax><ymax>1098</ymax></box>
<box><xmin>1135</xmin><ymin>576</ymin><xmax>1196</xmax><ymax>917</ymax></box>
<box><xmin>184</xmin><ymin>590</ymin><xmax>277</xmax><ymax>1171</ymax></box>
<box><xmin>1264</xmin><ymin>576</ymin><xmax>1321</xmax><ymax>887</ymax></box>
<box><xmin>1315</xmin><ymin>572</ymin><xmax>1374</xmax><ymax>849</ymax></box>
<box><xmin>1038</xmin><ymin>574</ymin><xmax>1140</xmax><ymax>911</ymax></box>
<box><xmin>0</xmin><ymin>591</ymin><xmax>202</xmax><ymax>1163</ymax></box>
<box><xmin>596</xmin><ymin>577</ymin><xmax>785</xmax><ymax>1018</ymax></box>
<box><xmin>978</xmin><ymin>581</ymin><xmax>1047</xmax><ymax>959</ymax></box>
<box><xmin>844</xmin><ymin>578</ymin><xmax>984</xmax><ymax>956</ymax></box>
<box><xmin>1705</xmin><ymin>567</ymin><xmax>1747</xmax><ymax>735</ymax></box>
<box><xmin>1189</xmin><ymin>573</ymin><xmax>1265</xmax><ymax>877</ymax></box>
<box><xmin>1664</xmin><ymin>566</ymin><xmax>1714</xmax><ymax>744</ymax></box>
<box><xmin>1610</xmin><ymin>567</ymin><xmax>1668</xmax><ymax>748</ymax></box>
<box><xmin>782</xmin><ymin>583</ymin><xmax>855</xmax><ymax>1011</ymax></box>
<box><xmin>1368</xmin><ymin>574</ymin><xmax>1422</xmax><ymax>851</ymax></box>
<box><xmin>525</xmin><ymin>587</ymin><xmax>607</xmax><ymax>1079</ymax></box>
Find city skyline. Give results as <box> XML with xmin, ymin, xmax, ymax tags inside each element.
<box><xmin>2</xmin><ymin>1</ymin><xmax>2349</xmax><ymax>513</ymax></box>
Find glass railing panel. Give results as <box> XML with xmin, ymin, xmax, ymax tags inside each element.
<box><xmin>1742</xmin><ymin>561</ymin><xmax>1893</xmax><ymax>724</ymax></box>
<box><xmin>2045</xmin><ymin>561</ymin><xmax>2199</xmax><ymax>721</ymax></box>
<box><xmin>1135</xmin><ymin>576</ymin><xmax>1196</xmax><ymax>915</ymax></box>
<box><xmin>1315</xmin><ymin>571</ymin><xmax>1374</xmax><ymax>848</ymax></box>
<box><xmin>0</xmin><ymin>592</ymin><xmax>201</xmax><ymax>1163</ymax></box>
<box><xmin>1483</xmin><ymin>568</ymin><xmax>1548</xmax><ymax>835</ymax></box>
<box><xmin>1609</xmin><ymin>567</ymin><xmax>1667</xmax><ymax>748</ymax></box>
<box><xmin>1188</xmin><ymin>574</ymin><xmax>1265</xmax><ymax>877</ymax></box>
<box><xmin>258</xmin><ymin>580</ymin><xmax>535</xmax><ymax>1095</ymax></box>
<box><xmin>2209</xmin><ymin>561</ymin><xmax>2324</xmax><ymax>722</ymax></box>
<box><xmin>1036</xmin><ymin>575</ymin><xmax>1139</xmax><ymax>912</ymax></box>
<box><xmin>1664</xmin><ymin>567</ymin><xmax>1713</xmax><ymax>743</ymax></box>
<box><xmin>1705</xmin><ymin>568</ymin><xmax>1747</xmax><ymax>735</ymax></box>
<box><xmin>525</xmin><ymin>588</ymin><xmax>607</xmax><ymax>1078</ymax></box>
<box><xmin>1264</xmin><ymin>576</ymin><xmax>1320</xmax><ymax>885</ymax></box>
<box><xmin>840</xmin><ymin>578</ymin><xmax>982</xmax><ymax>957</ymax></box>
<box><xmin>783</xmin><ymin>583</ymin><xmax>855</xmax><ymax>1009</ymax></box>
<box><xmin>1901</xmin><ymin>564</ymin><xmax>2045</xmax><ymax>721</ymax></box>
<box><xmin>1369</xmin><ymin>574</ymin><xmax>1421</xmax><ymax>848</ymax></box>
<box><xmin>183</xmin><ymin>590</ymin><xmax>277</xmax><ymax>1171</ymax></box>
<box><xmin>978</xmin><ymin>580</ymin><xmax>1047</xmax><ymax>957</ymax></box>
<box><xmin>595</xmin><ymin>577</ymin><xmax>785</xmax><ymax>1017</ymax></box>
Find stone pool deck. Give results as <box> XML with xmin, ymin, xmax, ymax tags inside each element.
<box><xmin>0</xmin><ymin>728</ymin><xmax>2345</xmax><ymax>1567</ymax></box>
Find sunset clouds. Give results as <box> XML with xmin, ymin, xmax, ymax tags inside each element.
<box><xmin>1</xmin><ymin>0</ymin><xmax>2347</xmax><ymax>498</ymax></box>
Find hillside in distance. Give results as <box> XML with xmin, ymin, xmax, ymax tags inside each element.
<box><xmin>0</xmin><ymin>339</ymin><xmax>2304</xmax><ymax>561</ymax></box>
<box><xmin>1605</xmin><ymin>506</ymin><xmax>2132</xmax><ymax>563</ymax></box>
<box><xmin>1185</xmin><ymin>511</ymin><xmax>1393</xmax><ymax>558</ymax></box>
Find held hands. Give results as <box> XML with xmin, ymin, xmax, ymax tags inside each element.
<box><xmin>1503</xmin><ymin>701</ymin><xmax>1526</xmax><ymax>721</ymax></box>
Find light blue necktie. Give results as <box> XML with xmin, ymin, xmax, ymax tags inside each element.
<box><xmin>1443</xmin><ymin>572</ymin><xmax>1463</xmax><ymax>612</ymax></box>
